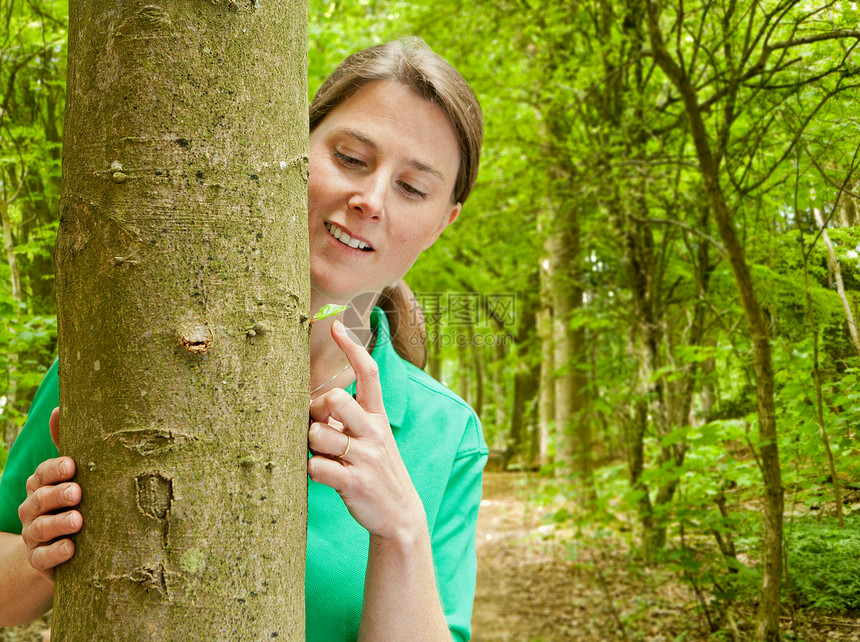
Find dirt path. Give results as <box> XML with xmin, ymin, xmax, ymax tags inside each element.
<box><xmin>471</xmin><ymin>472</ymin><xmax>646</xmax><ymax>641</ymax></box>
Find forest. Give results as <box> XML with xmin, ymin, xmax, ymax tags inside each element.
<box><xmin>1</xmin><ymin>0</ymin><xmax>860</xmax><ymax>640</ymax></box>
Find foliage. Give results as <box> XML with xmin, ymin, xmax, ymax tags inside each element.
<box><xmin>0</xmin><ymin>0</ymin><xmax>65</xmax><ymax>450</ymax></box>
<box><xmin>786</xmin><ymin>516</ymin><xmax>860</xmax><ymax>613</ymax></box>
<box><xmin>310</xmin><ymin>303</ymin><xmax>350</xmax><ymax>323</ymax></box>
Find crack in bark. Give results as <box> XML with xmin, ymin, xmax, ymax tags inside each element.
<box><xmin>209</xmin><ymin>0</ymin><xmax>260</xmax><ymax>11</ymax></box>
<box><xmin>92</xmin><ymin>563</ymin><xmax>182</xmax><ymax>600</ymax></box>
<box><xmin>107</xmin><ymin>427</ymin><xmax>198</xmax><ymax>456</ymax></box>
<box><xmin>135</xmin><ymin>473</ymin><xmax>173</xmax><ymax>547</ymax></box>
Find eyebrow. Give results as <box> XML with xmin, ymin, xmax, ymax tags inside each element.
<box><xmin>334</xmin><ymin>127</ymin><xmax>447</xmax><ymax>183</ymax></box>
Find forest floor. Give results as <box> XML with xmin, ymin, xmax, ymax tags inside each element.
<box><xmin>471</xmin><ymin>472</ymin><xmax>860</xmax><ymax>642</ymax></box>
<box><xmin>2</xmin><ymin>472</ymin><xmax>859</xmax><ymax>641</ymax></box>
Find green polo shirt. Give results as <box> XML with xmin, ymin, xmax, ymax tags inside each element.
<box><xmin>0</xmin><ymin>308</ymin><xmax>488</xmax><ymax>641</ymax></box>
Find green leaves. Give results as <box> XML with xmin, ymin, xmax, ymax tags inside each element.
<box><xmin>311</xmin><ymin>303</ymin><xmax>350</xmax><ymax>324</ymax></box>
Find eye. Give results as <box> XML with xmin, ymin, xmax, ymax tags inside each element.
<box><xmin>398</xmin><ymin>181</ymin><xmax>427</xmax><ymax>200</ymax></box>
<box><xmin>334</xmin><ymin>151</ymin><xmax>364</xmax><ymax>168</ymax></box>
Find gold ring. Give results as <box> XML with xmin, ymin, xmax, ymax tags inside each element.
<box><xmin>336</xmin><ymin>434</ymin><xmax>351</xmax><ymax>459</ymax></box>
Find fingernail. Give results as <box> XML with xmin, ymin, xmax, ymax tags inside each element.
<box><xmin>64</xmin><ymin>487</ymin><xmax>74</xmax><ymax>502</ymax></box>
<box><xmin>59</xmin><ymin>460</ymin><xmax>67</xmax><ymax>477</ymax></box>
<box><xmin>343</xmin><ymin>326</ymin><xmax>362</xmax><ymax>346</ymax></box>
<box><xmin>66</xmin><ymin>513</ymin><xmax>76</xmax><ymax>527</ymax></box>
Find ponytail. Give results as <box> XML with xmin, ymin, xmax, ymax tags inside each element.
<box><xmin>378</xmin><ymin>280</ymin><xmax>427</xmax><ymax>369</ymax></box>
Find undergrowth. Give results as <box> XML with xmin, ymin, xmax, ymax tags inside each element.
<box><xmin>785</xmin><ymin>514</ymin><xmax>860</xmax><ymax>613</ymax></box>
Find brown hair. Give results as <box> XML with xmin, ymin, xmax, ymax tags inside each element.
<box><xmin>378</xmin><ymin>280</ymin><xmax>428</xmax><ymax>370</ymax></box>
<box><xmin>310</xmin><ymin>38</ymin><xmax>483</xmax><ymax>205</ymax></box>
<box><xmin>311</xmin><ymin>40</ymin><xmax>482</xmax><ymax>370</ymax></box>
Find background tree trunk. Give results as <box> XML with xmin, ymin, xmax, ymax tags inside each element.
<box><xmin>645</xmin><ymin>5</ymin><xmax>784</xmax><ymax>637</ymax></box>
<box><xmin>53</xmin><ymin>2</ymin><xmax>309</xmax><ymax>639</ymax></box>
<box><xmin>0</xmin><ymin>193</ymin><xmax>22</xmax><ymax>451</ymax></box>
<box><xmin>548</xmin><ymin>192</ymin><xmax>592</xmax><ymax>488</ymax></box>
<box><xmin>537</xmin><ymin>240</ymin><xmax>554</xmax><ymax>468</ymax></box>
<box><xmin>813</xmin><ymin>208</ymin><xmax>860</xmax><ymax>357</ymax></box>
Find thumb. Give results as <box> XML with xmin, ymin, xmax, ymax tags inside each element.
<box><xmin>49</xmin><ymin>407</ymin><xmax>60</xmax><ymax>452</ymax></box>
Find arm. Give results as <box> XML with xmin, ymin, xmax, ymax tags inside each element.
<box><xmin>360</xmin><ymin>521</ymin><xmax>449</xmax><ymax>641</ymax></box>
<box><xmin>0</xmin><ymin>531</ymin><xmax>55</xmax><ymax>625</ymax></box>
<box><xmin>360</xmin><ymin>427</ymin><xmax>487</xmax><ymax>642</ymax></box>
<box><xmin>308</xmin><ymin>321</ymin><xmax>450</xmax><ymax>640</ymax></box>
<box><xmin>0</xmin><ymin>409</ymin><xmax>82</xmax><ymax>627</ymax></box>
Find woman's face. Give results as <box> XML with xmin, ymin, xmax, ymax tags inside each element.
<box><xmin>308</xmin><ymin>80</ymin><xmax>462</xmax><ymax>304</ymax></box>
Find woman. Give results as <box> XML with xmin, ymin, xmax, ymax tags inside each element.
<box><xmin>0</xmin><ymin>39</ymin><xmax>486</xmax><ymax>640</ymax></box>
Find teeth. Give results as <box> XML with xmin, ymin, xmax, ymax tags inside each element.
<box><xmin>326</xmin><ymin>223</ymin><xmax>370</xmax><ymax>250</ymax></box>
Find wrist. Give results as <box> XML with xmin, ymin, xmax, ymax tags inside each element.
<box><xmin>369</xmin><ymin>504</ymin><xmax>429</xmax><ymax>551</ymax></box>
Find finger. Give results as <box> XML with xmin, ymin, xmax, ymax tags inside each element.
<box><xmin>308</xmin><ymin>422</ymin><xmax>352</xmax><ymax>460</ymax></box>
<box><xmin>19</xmin><ymin>482</ymin><xmax>81</xmax><ymax>524</ymax></box>
<box><xmin>25</xmin><ymin>510</ymin><xmax>82</xmax><ymax>546</ymax></box>
<box><xmin>28</xmin><ymin>538</ymin><xmax>76</xmax><ymax>573</ymax></box>
<box><xmin>309</xmin><ymin>388</ymin><xmax>364</xmax><ymax>430</ymax></box>
<box><xmin>25</xmin><ymin>458</ymin><xmax>76</xmax><ymax>495</ymax></box>
<box><xmin>49</xmin><ymin>407</ymin><xmax>60</xmax><ymax>452</ymax></box>
<box><xmin>307</xmin><ymin>454</ymin><xmax>353</xmax><ymax>495</ymax></box>
<box><xmin>331</xmin><ymin>320</ymin><xmax>385</xmax><ymax>415</ymax></box>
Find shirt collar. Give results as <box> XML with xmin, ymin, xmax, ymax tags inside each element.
<box><xmin>345</xmin><ymin>307</ymin><xmax>409</xmax><ymax>428</ymax></box>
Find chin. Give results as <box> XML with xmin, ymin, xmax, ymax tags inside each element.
<box><xmin>311</xmin><ymin>279</ymin><xmax>378</xmax><ymax>304</ymax></box>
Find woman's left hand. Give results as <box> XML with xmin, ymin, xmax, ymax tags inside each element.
<box><xmin>308</xmin><ymin>320</ymin><xmax>425</xmax><ymax>542</ymax></box>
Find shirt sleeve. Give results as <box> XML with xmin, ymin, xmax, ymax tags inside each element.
<box><xmin>432</xmin><ymin>411</ymin><xmax>488</xmax><ymax>642</ymax></box>
<box><xmin>0</xmin><ymin>359</ymin><xmax>60</xmax><ymax>534</ymax></box>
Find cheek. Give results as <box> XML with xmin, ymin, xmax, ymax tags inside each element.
<box><xmin>307</xmin><ymin>154</ymin><xmax>336</xmax><ymax>211</ymax></box>
<box><xmin>390</xmin><ymin>226</ymin><xmax>433</xmax><ymax>263</ymax></box>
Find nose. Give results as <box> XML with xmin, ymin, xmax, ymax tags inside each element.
<box><xmin>348</xmin><ymin>173</ymin><xmax>386</xmax><ymax>219</ymax></box>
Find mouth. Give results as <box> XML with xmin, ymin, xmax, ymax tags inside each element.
<box><xmin>325</xmin><ymin>222</ymin><xmax>374</xmax><ymax>252</ymax></box>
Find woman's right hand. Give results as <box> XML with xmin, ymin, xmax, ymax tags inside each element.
<box><xmin>18</xmin><ymin>407</ymin><xmax>82</xmax><ymax>581</ymax></box>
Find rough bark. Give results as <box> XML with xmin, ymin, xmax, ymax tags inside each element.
<box><xmin>53</xmin><ymin>2</ymin><xmax>308</xmax><ymax>639</ymax></box>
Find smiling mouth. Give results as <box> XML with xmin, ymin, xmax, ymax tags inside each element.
<box><xmin>325</xmin><ymin>222</ymin><xmax>374</xmax><ymax>251</ymax></box>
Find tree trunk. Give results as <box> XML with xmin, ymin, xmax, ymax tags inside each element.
<box><xmin>458</xmin><ymin>338</ymin><xmax>472</xmax><ymax>406</ymax></box>
<box><xmin>470</xmin><ymin>322</ymin><xmax>485</xmax><ymax>420</ymax></box>
<box><xmin>427</xmin><ymin>314</ymin><xmax>442</xmax><ymax>382</ymax></box>
<box><xmin>505</xmin><ymin>287</ymin><xmax>538</xmax><ymax>468</ymax></box>
<box><xmin>548</xmin><ymin>194</ymin><xmax>592</xmax><ymax>488</ymax></box>
<box><xmin>813</xmin><ymin>208</ymin><xmax>860</xmax><ymax>358</ymax></box>
<box><xmin>800</xmin><ymin>233</ymin><xmax>844</xmax><ymax>527</ymax></box>
<box><xmin>645</xmin><ymin>6</ymin><xmax>784</xmax><ymax>638</ymax></box>
<box><xmin>0</xmin><ymin>193</ymin><xmax>22</xmax><ymax>451</ymax></box>
<box><xmin>0</xmin><ymin>195</ymin><xmax>22</xmax><ymax>303</ymax></box>
<box><xmin>835</xmin><ymin>185</ymin><xmax>859</xmax><ymax>228</ymax></box>
<box><xmin>536</xmin><ymin>238</ymin><xmax>555</xmax><ymax>468</ymax></box>
<box><xmin>53</xmin><ymin>3</ymin><xmax>309</xmax><ymax>639</ymax></box>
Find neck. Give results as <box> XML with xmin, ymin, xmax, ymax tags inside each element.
<box><xmin>309</xmin><ymin>290</ymin><xmax>379</xmax><ymax>397</ymax></box>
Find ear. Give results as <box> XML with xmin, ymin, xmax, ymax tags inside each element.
<box><xmin>423</xmin><ymin>202</ymin><xmax>462</xmax><ymax>250</ymax></box>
